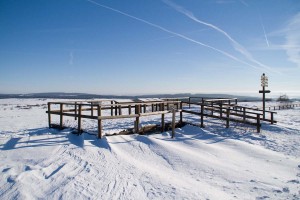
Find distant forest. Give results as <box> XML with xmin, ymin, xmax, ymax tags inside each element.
<box><xmin>0</xmin><ymin>92</ymin><xmax>264</xmax><ymax>101</ymax></box>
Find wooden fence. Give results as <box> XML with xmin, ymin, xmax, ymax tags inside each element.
<box><xmin>267</xmin><ymin>103</ymin><xmax>300</xmax><ymax>111</ymax></box>
<box><xmin>46</xmin><ymin>100</ymin><xmax>183</xmax><ymax>138</ymax></box>
<box><xmin>46</xmin><ymin>98</ymin><xmax>279</xmax><ymax>138</ymax></box>
<box><xmin>182</xmin><ymin>99</ymin><xmax>276</xmax><ymax>133</ymax></box>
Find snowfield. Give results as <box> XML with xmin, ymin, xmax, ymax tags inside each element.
<box><xmin>0</xmin><ymin>98</ymin><xmax>299</xmax><ymax>200</ymax></box>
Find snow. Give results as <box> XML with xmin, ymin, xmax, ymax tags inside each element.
<box><xmin>0</xmin><ymin>98</ymin><xmax>299</xmax><ymax>199</ymax></box>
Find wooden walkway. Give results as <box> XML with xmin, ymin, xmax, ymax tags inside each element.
<box><xmin>46</xmin><ymin>99</ymin><xmax>184</xmax><ymax>138</ymax></box>
<box><xmin>46</xmin><ymin>97</ymin><xmax>278</xmax><ymax>138</ymax></box>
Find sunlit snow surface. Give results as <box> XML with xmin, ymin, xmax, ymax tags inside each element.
<box><xmin>0</xmin><ymin>98</ymin><xmax>299</xmax><ymax>199</ymax></box>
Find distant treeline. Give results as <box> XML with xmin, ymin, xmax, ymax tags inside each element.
<box><xmin>2</xmin><ymin>92</ymin><xmax>298</xmax><ymax>101</ymax></box>
<box><xmin>0</xmin><ymin>92</ymin><xmax>264</xmax><ymax>101</ymax></box>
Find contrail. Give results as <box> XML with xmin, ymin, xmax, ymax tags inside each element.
<box><xmin>261</xmin><ymin>22</ymin><xmax>270</xmax><ymax>47</ymax></box>
<box><xmin>260</xmin><ymin>16</ymin><xmax>270</xmax><ymax>47</ymax></box>
<box><xmin>149</xmin><ymin>28</ymin><xmax>209</xmax><ymax>42</ymax></box>
<box><xmin>86</xmin><ymin>0</ymin><xmax>263</xmax><ymax>70</ymax></box>
<box><xmin>239</xmin><ymin>0</ymin><xmax>249</xmax><ymax>7</ymax></box>
<box><xmin>162</xmin><ymin>0</ymin><xmax>277</xmax><ymax>73</ymax></box>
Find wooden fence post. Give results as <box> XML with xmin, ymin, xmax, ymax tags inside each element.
<box><xmin>135</xmin><ymin>105</ymin><xmax>140</xmax><ymax>133</ymax></box>
<box><xmin>226</xmin><ymin>108</ymin><xmax>230</xmax><ymax>128</ymax></box>
<box><xmin>78</xmin><ymin>104</ymin><xmax>82</xmax><ymax>134</ymax></box>
<box><xmin>180</xmin><ymin>102</ymin><xmax>183</xmax><ymax>124</ymax></box>
<box><xmin>60</xmin><ymin>103</ymin><xmax>63</xmax><ymax>129</ymax></box>
<box><xmin>48</xmin><ymin>102</ymin><xmax>51</xmax><ymax>128</ymax></box>
<box><xmin>98</xmin><ymin>105</ymin><xmax>102</xmax><ymax>139</ymax></box>
<box><xmin>115</xmin><ymin>103</ymin><xmax>118</xmax><ymax>116</ymax></box>
<box><xmin>200</xmin><ymin>104</ymin><xmax>204</xmax><ymax>128</ymax></box>
<box><xmin>171</xmin><ymin>108</ymin><xmax>176</xmax><ymax>138</ymax></box>
<box><xmin>91</xmin><ymin>104</ymin><xmax>94</xmax><ymax>117</ymax></box>
<box><xmin>111</xmin><ymin>101</ymin><xmax>114</xmax><ymax>116</ymax></box>
<box><xmin>75</xmin><ymin>102</ymin><xmax>77</xmax><ymax>120</ymax></box>
<box><xmin>129</xmin><ymin>105</ymin><xmax>131</xmax><ymax>115</ymax></box>
<box><xmin>161</xmin><ymin>104</ymin><xmax>165</xmax><ymax>132</ymax></box>
<box><xmin>220</xmin><ymin>104</ymin><xmax>222</xmax><ymax>118</ymax></box>
<box><xmin>118</xmin><ymin>105</ymin><xmax>122</xmax><ymax>115</ymax></box>
<box><xmin>257</xmin><ymin>114</ymin><xmax>260</xmax><ymax>133</ymax></box>
<box><xmin>243</xmin><ymin>107</ymin><xmax>246</xmax><ymax>122</ymax></box>
<box><xmin>271</xmin><ymin>112</ymin><xmax>274</xmax><ymax>124</ymax></box>
<box><xmin>189</xmin><ymin>97</ymin><xmax>191</xmax><ymax>108</ymax></box>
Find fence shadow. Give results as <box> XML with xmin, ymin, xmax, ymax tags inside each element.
<box><xmin>0</xmin><ymin>127</ymin><xmax>68</xmax><ymax>151</ymax></box>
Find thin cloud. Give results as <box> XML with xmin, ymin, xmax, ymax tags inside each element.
<box><xmin>284</xmin><ymin>13</ymin><xmax>300</xmax><ymax>68</ymax></box>
<box><xmin>86</xmin><ymin>0</ymin><xmax>262</xmax><ymax>70</ymax></box>
<box><xmin>69</xmin><ymin>51</ymin><xmax>74</xmax><ymax>65</ymax></box>
<box><xmin>215</xmin><ymin>0</ymin><xmax>235</xmax><ymax>4</ymax></box>
<box><xmin>162</xmin><ymin>0</ymin><xmax>276</xmax><ymax>73</ymax></box>
<box><xmin>238</xmin><ymin>0</ymin><xmax>249</xmax><ymax>7</ymax></box>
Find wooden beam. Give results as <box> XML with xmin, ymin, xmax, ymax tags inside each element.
<box><xmin>139</xmin><ymin>110</ymin><xmax>171</xmax><ymax>116</ymax></box>
<box><xmin>161</xmin><ymin>113</ymin><xmax>165</xmax><ymax>133</ymax></box>
<box><xmin>111</xmin><ymin>101</ymin><xmax>114</xmax><ymax>116</ymax></box>
<box><xmin>98</xmin><ymin>105</ymin><xmax>102</xmax><ymax>139</ymax></box>
<box><xmin>172</xmin><ymin>109</ymin><xmax>176</xmax><ymax>138</ymax></box>
<box><xmin>98</xmin><ymin>114</ymin><xmax>139</xmax><ymax>120</ymax></box>
<box><xmin>180</xmin><ymin>102</ymin><xmax>183</xmax><ymax>124</ymax></box>
<box><xmin>78</xmin><ymin>104</ymin><xmax>82</xmax><ymax>134</ymax></box>
<box><xmin>200</xmin><ymin>105</ymin><xmax>204</xmax><ymax>128</ymax></box>
<box><xmin>257</xmin><ymin>114</ymin><xmax>260</xmax><ymax>133</ymax></box>
<box><xmin>60</xmin><ymin>103</ymin><xmax>63</xmax><ymax>129</ymax></box>
<box><xmin>46</xmin><ymin>111</ymin><xmax>98</xmax><ymax>119</ymax></box>
<box><xmin>75</xmin><ymin>102</ymin><xmax>77</xmax><ymax>120</ymax></box>
<box><xmin>135</xmin><ymin>105</ymin><xmax>140</xmax><ymax>133</ymax></box>
<box><xmin>226</xmin><ymin>108</ymin><xmax>230</xmax><ymax>128</ymax></box>
<box><xmin>48</xmin><ymin>102</ymin><xmax>51</xmax><ymax>128</ymax></box>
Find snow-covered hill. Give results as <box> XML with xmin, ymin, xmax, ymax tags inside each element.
<box><xmin>0</xmin><ymin>99</ymin><xmax>299</xmax><ymax>199</ymax></box>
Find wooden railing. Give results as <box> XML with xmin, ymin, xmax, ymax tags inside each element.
<box><xmin>46</xmin><ymin>100</ymin><xmax>183</xmax><ymax>138</ymax></box>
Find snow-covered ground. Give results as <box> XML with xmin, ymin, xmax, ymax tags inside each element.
<box><xmin>0</xmin><ymin>98</ymin><xmax>299</xmax><ymax>199</ymax></box>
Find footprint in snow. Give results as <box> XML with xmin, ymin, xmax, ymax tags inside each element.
<box><xmin>273</xmin><ymin>189</ymin><xmax>282</xmax><ymax>193</ymax></box>
<box><xmin>282</xmin><ymin>187</ymin><xmax>289</xmax><ymax>193</ymax></box>
<box><xmin>256</xmin><ymin>196</ymin><xmax>270</xmax><ymax>200</ymax></box>
<box><xmin>24</xmin><ymin>165</ymin><xmax>32</xmax><ymax>171</ymax></box>
<box><xmin>2</xmin><ymin>168</ymin><xmax>10</xmax><ymax>173</ymax></box>
<box><xmin>7</xmin><ymin>176</ymin><xmax>15</xmax><ymax>183</ymax></box>
<box><xmin>287</xmin><ymin>179</ymin><xmax>300</xmax><ymax>184</ymax></box>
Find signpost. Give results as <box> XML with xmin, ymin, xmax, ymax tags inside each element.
<box><xmin>259</xmin><ymin>73</ymin><xmax>270</xmax><ymax>119</ymax></box>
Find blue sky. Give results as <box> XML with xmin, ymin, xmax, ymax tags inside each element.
<box><xmin>0</xmin><ymin>0</ymin><xmax>299</xmax><ymax>96</ymax></box>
